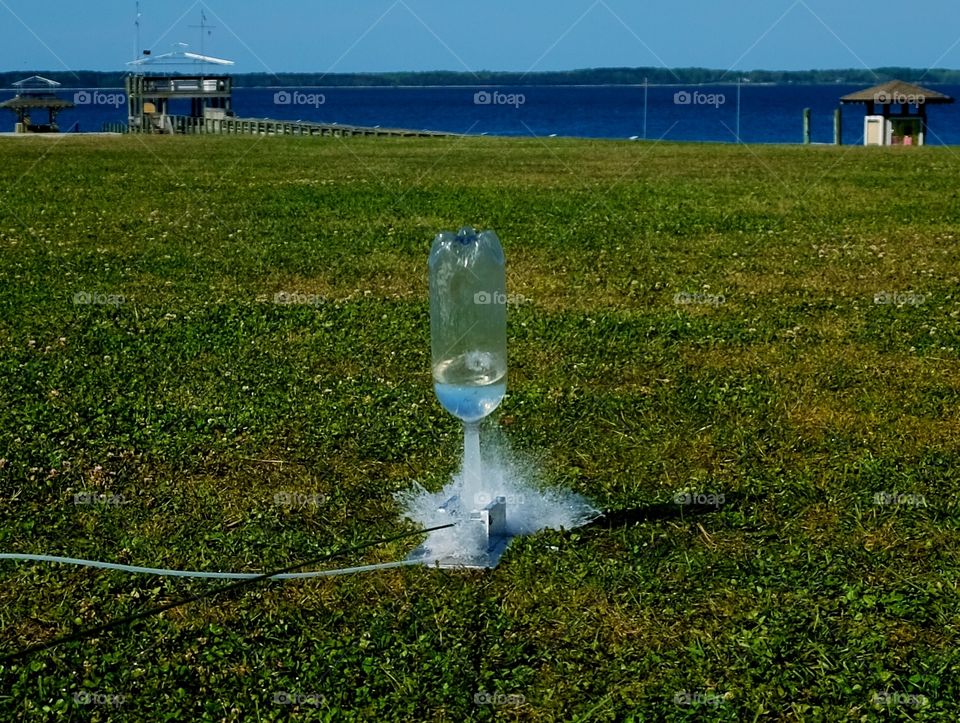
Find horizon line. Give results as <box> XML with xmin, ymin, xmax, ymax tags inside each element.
<box><xmin>2</xmin><ymin>65</ymin><xmax>960</xmax><ymax>76</ymax></box>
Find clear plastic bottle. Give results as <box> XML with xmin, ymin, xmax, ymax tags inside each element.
<box><xmin>429</xmin><ymin>227</ymin><xmax>507</xmax><ymax>424</ymax></box>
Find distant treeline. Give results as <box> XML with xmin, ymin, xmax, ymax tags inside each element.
<box><xmin>3</xmin><ymin>67</ymin><xmax>960</xmax><ymax>88</ymax></box>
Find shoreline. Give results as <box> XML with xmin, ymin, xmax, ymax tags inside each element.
<box><xmin>2</xmin><ymin>132</ymin><xmax>954</xmax><ymax>148</ymax></box>
<box><xmin>6</xmin><ymin>80</ymin><xmax>960</xmax><ymax>92</ymax></box>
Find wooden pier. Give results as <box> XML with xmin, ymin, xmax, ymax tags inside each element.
<box><xmin>122</xmin><ymin>72</ymin><xmax>454</xmax><ymax>138</ymax></box>
<box><xmin>112</xmin><ymin>114</ymin><xmax>456</xmax><ymax>138</ymax></box>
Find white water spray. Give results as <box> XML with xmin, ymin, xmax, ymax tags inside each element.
<box><xmin>398</xmin><ymin>432</ymin><xmax>598</xmax><ymax>566</ymax></box>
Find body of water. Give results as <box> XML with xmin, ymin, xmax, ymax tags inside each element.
<box><xmin>20</xmin><ymin>83</ymin><xmax>960</xmax><ymax>145</ymax></box>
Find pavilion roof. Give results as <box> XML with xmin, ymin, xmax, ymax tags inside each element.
<box><xmin>841</xmin><ymin>79</ymin><xmax>954</xmax><ymax>104</ymax></box>
<box><xmin>0</xmin><ymin>96</ymin><xmax>75</xmax><ymax>110</ymax></box>
<box><xmin>12</xmin><ymin>75</ymin><xmax>61</xmax><ymax>90</ymax></box>
<box><xmin>127</xmin><ymin>50</ymin><xmax>234</xmax><ymax>67</ymax></box>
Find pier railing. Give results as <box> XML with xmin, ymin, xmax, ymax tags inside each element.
<box><xmin>115</xmin><ymin>115</ymin><xmax>455</xmax><ymax>138</ymax></box>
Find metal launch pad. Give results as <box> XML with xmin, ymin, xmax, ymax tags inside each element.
<box><xmin>406</xmin><ymin>495</ymin><xmax>512</xmax><ymax>569</ymax></box>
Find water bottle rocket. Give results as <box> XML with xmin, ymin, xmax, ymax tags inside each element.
<box><xmin>405</xmin><ymin>228</ymin><xmax>594</xmax><ymax>568</ymax></box>
<box><xmin>429</xmin><ymin>226</ymin><xmax>508</xmax><ymax>531</ymax></box>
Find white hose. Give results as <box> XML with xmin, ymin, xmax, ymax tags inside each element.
<box><xmin>0</xmin><ymin>553</ymin><xmax>429</xmax><ymax>579</ymax></box>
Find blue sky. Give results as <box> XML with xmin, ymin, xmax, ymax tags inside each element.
<box><xmin>2</xmin><ymin>0</ymin><xmax>959</xmax><ymax>75</ymax></box>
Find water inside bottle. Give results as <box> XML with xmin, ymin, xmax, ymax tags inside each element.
<box><xmin>433</xmin><ymin>351</ymin><xmax>506</xmax><ymax>423</ymax></box>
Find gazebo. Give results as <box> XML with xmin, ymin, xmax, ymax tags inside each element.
<box><xmin>0</xmin><ymin>76</ymin><xmax>75</xmax><ymax>132</ymax></box>
<box><xmin>840</xmin><ymin>79</ymin><xmax>954</xmax><ymax>146</ymax></box>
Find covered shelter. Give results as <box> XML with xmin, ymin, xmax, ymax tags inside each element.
<box><xmin>125</xmin><ymin>50</ymin><xmax>234</xmax><ymax>133</ymax></box>
<box><xmin>840</xmin><ymin>79</ymin><xmax>954</xmax><ymax>146</ymax></box>
<box><xmin>0</xmin><ymin>76</ymin><xmax>74</xmax><ymax>132</ymax></box>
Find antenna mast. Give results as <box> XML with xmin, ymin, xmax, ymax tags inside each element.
<box><xmin>189</xmin><ymin>7</ymin><xmax>216</xmax><ymax>83</ymax></box>
<box><xmin>134</xmin><ymin>1</ymin><xmax>141</xmax><ymax>63</ymax></box>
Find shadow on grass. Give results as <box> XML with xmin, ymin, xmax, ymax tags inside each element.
<box><xmin>583</xmin><ymin>492</ymin><xmax>751</xmax><ymax>531</ymax></box>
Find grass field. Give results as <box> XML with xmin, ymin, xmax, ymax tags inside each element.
<box><xmin>0</xmin><ymin>133</ymin><xmax>958</xmax><ymax>721</ymax></box>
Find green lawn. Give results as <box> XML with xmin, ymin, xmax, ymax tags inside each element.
<box><xmin>0</xmin><ymin>134</ymin><xmax>958</xmax><ymax>721</ymax></box>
